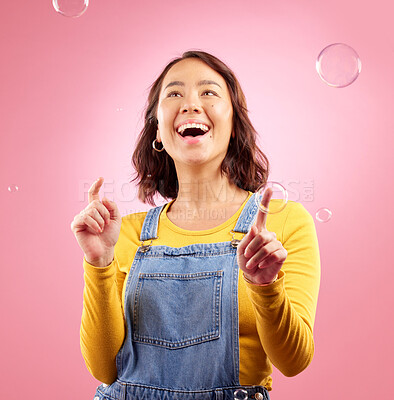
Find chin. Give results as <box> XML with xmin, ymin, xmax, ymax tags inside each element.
<box><xmin>184</xmin><ymin>156</ymin><xmax>208</xmax><ymax>166</ymax></box>
<box><xmin>172</xmin><ymin>153</ymin><xmax>210</xmax><ymax>167</ymax></box>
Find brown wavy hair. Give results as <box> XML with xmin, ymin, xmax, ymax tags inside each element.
<box><xmin>130</xmin><ymin>50</ymin><xmax>270</xmax><ymax>206</ymax></box>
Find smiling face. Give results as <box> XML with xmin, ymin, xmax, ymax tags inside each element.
<box><xmin>156</xmin><ymin>58</ymin><xmax>234</xmax><ymax>170</ymax></box>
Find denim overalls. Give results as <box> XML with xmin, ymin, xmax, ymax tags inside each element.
<box><xmin>94</xmin><ymin>193</ymin><xmax>270</xmax><ymax>400</ymax></box>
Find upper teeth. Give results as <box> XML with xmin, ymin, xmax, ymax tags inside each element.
<box><xmin>177</xmin><ymin>123</ymin><xmax>210</xmax><ymax>134</ymax></box>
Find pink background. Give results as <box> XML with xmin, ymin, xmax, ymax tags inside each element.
<box><xmin>1</xmin><ymin>0</ymin><xmax>393</xmax><ymax>398</ymax></box>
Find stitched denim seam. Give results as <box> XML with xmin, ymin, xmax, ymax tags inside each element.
<box><xmin>132</xmin><ymin>274</ymin><xmax>143</xmax><ymax>337</ymax></box>
<box><xmin>132</xmin><ymin>333</ymin><xmax>220</xmax><ymax>349</ymax></box>
<box><xmin>215</xmin><ymin>271</ymin><xmax>222</xmax><ymax>337</ymax></box>
<box><xmin>135</xmin><ymin>249</ymin><xmax>236</xmax><ymax>258</ymax></box>
<box><xmin>109</xmin><ymin>380</ymin><xmax>269</xmax><ymax>396</ymax></box>
<box><xmin>116</xmin><ymin>256</ymin><xmax>142</xmax><ymax>377</ymax></box>
<box><xmin>96</xmin><ymin>389</ymin><xmax>116</xmax><ymax>400</ymax></box>
<box><xmin>230</xmin><ymin>256</ymin><xmax>238</xmax><ymax>384</ymax></box>
<box><xmin>140</xmin><ymin>205</ymin><xmax>164</xmax><ymax>241</ymax></box>
<box><xmin>139</xmin><ymin>271</ymin><xmax>223</xmax><ymax>280</ymax></box>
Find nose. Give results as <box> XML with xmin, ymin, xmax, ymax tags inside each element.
<box><xmin>181</xmin><ymin>92</ymin><xmax>202</xmax><ymax>114</ymax></box>
<box><xmin>182</xmin><ymin>103</ymin><xmax>201</xmax><ymax>113</ymax></box>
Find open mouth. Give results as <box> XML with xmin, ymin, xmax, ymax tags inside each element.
<box><xmin>178</xmin><ymin>127</ymin><xmax>210</xmax><ymax>137</ymax></box>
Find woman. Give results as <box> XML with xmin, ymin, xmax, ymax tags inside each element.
<box><xmin>71</xmin><ymin>50</ymin><xmax>321</xmax><ymax>400</ymax></box>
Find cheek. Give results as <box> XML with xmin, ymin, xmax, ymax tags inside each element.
<box><xmin>211</xmin><ymin>102</ymin><xmax>232</xmax><ymax>117</ymax></box>
<box><xmin>158</xmin><ymin>101</ymin><xmax>174</xmax><ymax>120</ymax></box>
<box><xmin>156</xmin><ymin>106</ymin><xmax>165</xmax><ymax>122</ymax></box>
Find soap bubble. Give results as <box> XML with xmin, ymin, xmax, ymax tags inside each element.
<box><xmin>255</xmin><ymin>181</ymin><xmax>288</xmax><ymax>214</ymax></box>
<box><xmin>53</xmin><ymin>0</ymin><xmax>89</xmax><ymax>18</ymax></box>
<box><xmin>316</xmin><ymin>43</ymin><xmax>361</xmax><ymax>88</ymax></box>
<box><xmin>233</xmin><ymin>389</ymin><xmax>248</xmax><ymax>399</ymax></box>
<box><xmin>8</xmin><ymin>184</ymin><xmax>19</xmax><ymax>193</ymax></box>
<box><xmin>315</xmin><ymin>207</ymin><xmax>332</xmax><ymax>223</ymax></box>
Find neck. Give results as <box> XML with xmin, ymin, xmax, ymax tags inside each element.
<box><xmin>171</xmin><ymin>163</ymin><xmax>247</xmax><ymax>211</ymax></box>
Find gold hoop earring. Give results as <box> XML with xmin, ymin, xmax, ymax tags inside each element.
<box><xmin>152</xmin><ymin>139</ymin><xmax>165</xmax><ymax>152</ymax></box>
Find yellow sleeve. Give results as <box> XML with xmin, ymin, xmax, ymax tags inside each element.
<box><xmin>80</xmin><ymin>257</ymin><xmax>126</xmax><ymax>384</ymax></box>
<box><xmin>244</xmin><ymin>202</ymin><xmax>321</xmax><ymax>377</ymax></box>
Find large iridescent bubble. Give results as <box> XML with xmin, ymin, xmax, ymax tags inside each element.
<box><xmin>53</xmin><ymin>0</ymin><xmax>89</xmax><ymax>18</ymax></box>
<box><xmin>316</xmin><ymin>43</ymin><xmax>361</xmax><ymax>88</ymax></box>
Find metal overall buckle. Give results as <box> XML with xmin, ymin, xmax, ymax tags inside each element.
<box><xmin>139</xmin><ymin>239</ymin><xmax>153</xmax><ymax>253</ymax></box>
<box><xmin>230</xmin><ymin>230</ymin><xmax>244</xmax><ymax>248</ymax></box>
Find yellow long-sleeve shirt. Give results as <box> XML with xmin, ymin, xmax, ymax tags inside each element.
<box><xmin>80</xmin><ymin>192</ymin><xmax>321</xmax><ymax>391</ymax></box>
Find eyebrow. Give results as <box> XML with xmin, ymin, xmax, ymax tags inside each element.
<box><xmin>164</xmin><ymin>79</ymin><xmax>222</xmax><ymax>91</ymax></box>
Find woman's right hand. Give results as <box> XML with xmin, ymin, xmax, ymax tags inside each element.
<box><xmin>71</xmin><ymin>177</ymin><xmax>122</xmax><ymax>267</ymax></box>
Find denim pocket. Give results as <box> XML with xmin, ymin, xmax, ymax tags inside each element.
<box><xmin>93</xmin><ymin>386</ymin><xmax>109</xmax><ymax>400</ymax></box>
<box><xmin>132</xmin><ymin>270</ymin><xmax>223</xmax><ymax>349</ymax></box>
<box><xmin>95</xmin><ymin>381</ymin><xmax>125</xmax><ymax>400</ymax></box>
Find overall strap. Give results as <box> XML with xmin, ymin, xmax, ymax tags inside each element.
<box><xmin>139</xmin><ymin>204</ymin><xmax>167</xmax><ymax>241</ymax></box>
<box><xmin>233</xmin><ymin>192</ymin><xmax>259</xmax><ymax>234</ymax></box>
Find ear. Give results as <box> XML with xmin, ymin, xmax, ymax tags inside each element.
<box><xmin>231</xmin><ymin>130</ymin><xmax>235</xmax><ymax>139</ymax></box>
<box><xmin>156</xmin><ymin>128</ymin><xmax>161</xmax><ymax>142</ymax></box>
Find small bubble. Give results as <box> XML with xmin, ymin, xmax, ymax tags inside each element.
<box><xmin>315</xmin><ymin>207</ymin><xmax>332</xmax><ymax>223</ymax></box>
<box><xmin>316</xmin><ymin>43</ymin><xmax>361</xmax><ymax>88</ymax></box>
<box><xmin>53</xmin><ymin>0</ymin><xmax>89</xmax><ymax>18</ymax></box>
<box><xmin>255</xmin><ymin>181</ymin><xmax>288</xmax><ymax>214</ymax></box>
<box><xmin>8</xmin><ymin>185</ymin><xmax>19</xmax><ymax>193</ymax></box>
<box><xmin>234</xmin><ymin>389</ymin><xmax>248</xmax><ymax>400</ymax></box>
<box><xmin>116</xmin><ymin>108</ymin><xmax>124</xmax><ymax>112</ymax></box>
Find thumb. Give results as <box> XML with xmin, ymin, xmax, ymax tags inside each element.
<box><xmin>102</xmin><ymin>197</ymin><xmax>121</xmax><ymax>221</ymax></box>
<box><xmin>237</xmin><ymin>225</ymin><xmax>258</xmax><ymax>255</ymax></box>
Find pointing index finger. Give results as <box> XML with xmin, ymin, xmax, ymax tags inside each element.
<box><xmin>255</xmin><ymin>187</ymin><xmax>273</xmax><ymax>231</ymax></box>
<box><xmin>88</xmin><ymin>177</ymin><xmax>103</xmax><ymax>203</ymax></box>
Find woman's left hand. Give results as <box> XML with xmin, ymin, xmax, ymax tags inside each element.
<box><xmin>237</xmin><ymin>188</ymin><xmax>288</xmax><ymax>285</ymax></box>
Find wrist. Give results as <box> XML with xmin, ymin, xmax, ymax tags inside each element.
<box><xmin>84</xmin><ymin>252</ymin><xmax>114</xmax><ymax>268</ymax></box>
<box><xmin>243</xmin><ymin>273</ymin><xmax>278</xmax><ymax>286</ymax></box>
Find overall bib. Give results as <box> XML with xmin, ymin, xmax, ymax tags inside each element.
<box><xmin>94</xmin><ymin>193</ymin><xmax>270</xmax><ymax>400</ymax></box>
